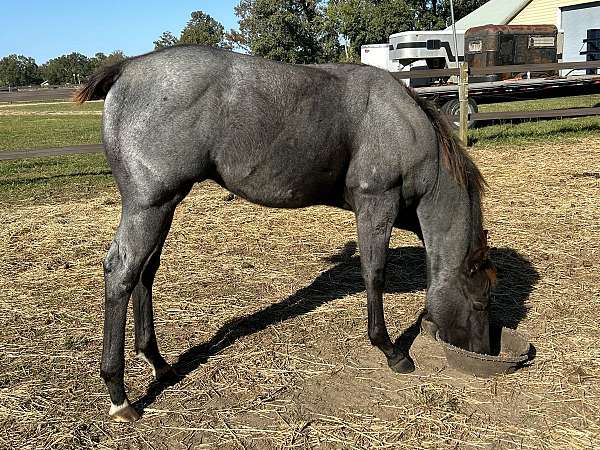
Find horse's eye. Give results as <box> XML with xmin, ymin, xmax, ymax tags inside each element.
<box><xmin>473</xmin><ymin>301</ymin><xmax>487</xmax><ymax>311</ymax></box>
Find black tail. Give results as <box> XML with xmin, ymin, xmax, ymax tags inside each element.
<box><xmin>73</xmin><ymin>60</ymin><xmax>125</xmax><ymax>104</ymax></box>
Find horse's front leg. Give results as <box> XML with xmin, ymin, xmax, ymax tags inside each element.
<box><xmin>354</xmin><ymin>190</ymin><xmax>415</xmax><ymax>373</ymax></box>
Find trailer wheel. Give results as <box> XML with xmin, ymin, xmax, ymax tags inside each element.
<box><xmin>440</xmin><ymin>98</ymin><xmax>478</xmax><ymax>129</ymax></box>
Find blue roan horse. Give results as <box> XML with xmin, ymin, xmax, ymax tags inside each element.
<box><xmin>75</xmin><ymin>45</ymin><xmax>496</xmax><ymax>422</ymax></box>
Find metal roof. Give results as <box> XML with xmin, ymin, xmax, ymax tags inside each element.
<box><xmin>444</xmin><ymin>0</ymin><xmax>532</xmax><ymax>31</ymax></box>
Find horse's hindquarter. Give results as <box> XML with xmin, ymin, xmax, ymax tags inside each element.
<box><xmin>102</xmin><ymin>47</ymin><xmax>234</xmax><ymax>200</ymax></box>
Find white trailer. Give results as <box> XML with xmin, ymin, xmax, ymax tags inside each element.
<box><xmin>361</xmin><ymin>30</ymin><xmax>465</xmax><ymax>87</ymax></box>
<box><xmin>360</xmin><ymin>44</ymin><xmax>401</xmax><ymax>72</ymax></box>
<box><xmin>388</xmin><ymin>30</ymin><xmax>465</xmax><ymax>69</ymax></box>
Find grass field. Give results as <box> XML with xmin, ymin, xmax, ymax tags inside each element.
<box><xmin>0</xmin><ymin>114</ymin><xmax>599</xmax><ymax>447</ymax></box>
<box><xmin>0</xmin><ymin>101</ymin><xmax>102</xmax><ymax>151</ymax></box>
<box><xmin>478</xmin><ymin>93</ymin><xmax>600</xmax><ymax>112</ymax></box>
<box><xmin>471</xmin><ymin>94</ymin><xmax>600</xmax><ymax>145</ymax></box>
<box><xmin>0</xmin><ymin>154</ymin><xmax>111</xmax><ymax>205</ymax></box>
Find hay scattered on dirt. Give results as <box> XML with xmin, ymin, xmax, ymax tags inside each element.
<box><xmin>0</xmin><ymin>137</ymin><xmax>599</xmax><ymax>449</ymax></box>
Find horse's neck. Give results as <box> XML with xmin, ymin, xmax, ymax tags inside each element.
<box><xmin>417</xmin><ymin>181</ymin><xmax>478</xmax><ymax>283</ymax></box>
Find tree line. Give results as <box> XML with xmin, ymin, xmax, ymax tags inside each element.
<box><xmin>1</xmin><ymin>0</ymin><xmax>483</xmax><ymax>86</ymax></box>
<box><xmin>0</xmin><ymin>51</ymin><xmax>126</xmax><ymax>87</ymax></box>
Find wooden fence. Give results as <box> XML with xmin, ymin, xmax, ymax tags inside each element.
<box><xmin>394</xmin><ymin>61</ymin><xmax>600</xmax><ymax>134</ymax></box>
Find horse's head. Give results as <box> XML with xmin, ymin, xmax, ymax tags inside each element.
<box><xmin>425</xmin><ymin>239</ymin><xmax>497</xmax><ymax>354</ymax></box>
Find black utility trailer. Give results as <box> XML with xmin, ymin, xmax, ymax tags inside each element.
<box><xmin>392</xmin><ymin>62</ymin><xmax>600</xmax><ymax>128</ymax></box>
<box><xmin>415</xmin><ymin>72</ymin><xmax>600</xmax><ymax>121</ymax></box>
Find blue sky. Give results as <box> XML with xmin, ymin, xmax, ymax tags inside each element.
<box><xmin>0</xmin><ymin>1</ymin><xmax>240</xmax><ymax>64</ymax></box>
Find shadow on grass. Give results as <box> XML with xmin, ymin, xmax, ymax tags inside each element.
<box><xmin>133</xmin><ymin>241</ymin><xmax>539</xmax><ymax>413</ymax></box>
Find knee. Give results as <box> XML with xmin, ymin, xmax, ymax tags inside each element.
<box><xmin>104</xmin><ymin>241</ymin><xmax>137</xmax><ymax>293</ymax></box>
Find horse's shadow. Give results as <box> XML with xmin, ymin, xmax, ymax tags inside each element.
<box><xmin>133</xmin><ymin>241</ymin><xmax>539</xmax><ymax>412</ymax></box>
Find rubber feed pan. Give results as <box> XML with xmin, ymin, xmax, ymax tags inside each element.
<box><xmin>422</xmin><ymin>318</ymin><xmax>531</xmax><ymax>377</ymax></box>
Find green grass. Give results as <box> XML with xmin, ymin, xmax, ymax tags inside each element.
<box><xmin>470</xmin><ymin>115</ymin><xmax>600</xmax><ymax>146</ymax></box>
<box><xmin>0</xmin><ymin>100</ymin><xmax>104</xmax><ymax>113</ymax></box>
<box><xmin>469</xmin><ymin>93</ymin><xmax>600</xmax><ymax>145</ymax></box>
<box><xmin>0</xmin><ymin>98</ymin><xmax>68</xmax><ymax>106</ymax></box>
<box><xmin>0</xmin><ymin>115</ymin><xmax>101</xmax><ymax>151</ymax></box>
<box><xmin>0</xmin><ymin>100</ymin><xmax>107</xmax><ymax>204</ymax></box>
<box><xmin>479</xmin><ymin>93</ymin><xmax>600</xmax><ymax>113</ymax></box>
<box><xmin>0</xmin><ymin>100</ymin><xmax>103</xmax><ymax>151</ymax></box>
<box><xmin>0</xmin><ymin>153</ymin><xmax>113</xmax><ymax>205</ymax></box>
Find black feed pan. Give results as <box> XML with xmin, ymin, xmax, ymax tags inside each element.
<box><xmin>421</xmin><ymin>318</ymin><xmax>531</xmax><ymax>377</ymax></box>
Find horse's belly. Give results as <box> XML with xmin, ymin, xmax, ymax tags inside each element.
<box><xmin>216</xmin><ymin>162</ymin><xmax>345</xmax><ymax>208</ymax></box>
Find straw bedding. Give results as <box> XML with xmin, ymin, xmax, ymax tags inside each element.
<box><xmin>0</xmin><ymin>137</ymin><xmax>598</xmax><ymax>449</ymax></box>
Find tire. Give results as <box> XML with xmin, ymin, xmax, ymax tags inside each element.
<box><xmin>441</xmin><ymin>98</ymin><xmax>478</xmax><ymax>129</ymax></box>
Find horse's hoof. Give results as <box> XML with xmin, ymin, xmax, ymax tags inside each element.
<box><xmin>155</xmin><ymin>364</ymin><xmax>178</xmax><ymax>382</ymax></box>
<box><xmin>387</xmin><ymin>353</ymin><xmax>415</xmax><ymax>373</ymax></box>
<box><xmin>109</xmin><ymin>402</ymin><xmax>140</xmax><ymax>422</ymax></box>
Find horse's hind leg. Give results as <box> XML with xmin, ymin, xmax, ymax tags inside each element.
<box><xmin>132</xmin><ymin>215</ymin><xmax>177</xmax><ymax>382</ymax></box>
<box><xmin>101</xmin><ymin>189</ymin><xmax>189</xmax><ymax>422</ymax></box>
<box><xmin>354</xmin><ymin>189</ymin><xmax>415</xmax><ymax>373</ymax></box>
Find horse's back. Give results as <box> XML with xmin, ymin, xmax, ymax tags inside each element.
<box><xmin>102</xmin><ymin>47</ymin><xmax>350</xmax><ymax>206</ymax></box>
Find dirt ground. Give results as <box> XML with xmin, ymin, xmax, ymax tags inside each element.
<box><xmin>0</xmin><ymin>137</ymin><xmax>598</xmax><ymax>449</ymax></box>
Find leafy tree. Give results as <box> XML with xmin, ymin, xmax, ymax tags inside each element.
<box><xmin>180</xmin><ymin>11</ymin><xmax>231</xmax><ymax>48</ymax></box>
<box><xmin>154</xmin><ymin>31</ymin><xmax>179</xmax><ymax>50</ymax></box>
<box><xmin>90</xmin><ymin>52</ymin><xmax>108</xmax><ymax>69</ymax></box>
<box><xmin>89</xmin><ymin>51</ymin><xmax>126</xmax><ymax>71</ymax></box>
<box><xmin>326</xmin><ymin>0</ymin><xmax>413</xmax><ymax>60</ymax></box>
<box><xmin>325</xmin><ymin>0</ymin><xmax>488</xmax><ymax>61</ymax></box>
<box><xmin>103</xmin><ymin>50</ymin><xmax>126</xmax><ymax>66</ymax></box>
<box><xmin>40</xmin><ymin>52</ymin><xmax>92</xmax><ymax>84</ymax></box>
<box><xmin>228</xmin><ymin>0</ymin><xmax>338</xmax><ymax>63</ymax></box>
<box><xmin>153</xmin><ymin>11</ymin><xmax>230</xmax><ymax>50</ymax></box>
<box><xmin>0</xmin><ymin>54</ymin><xmax>42</xmax><ymax>86</ymax></box>
<box><xmin>437</xmin><ymin>0</ymin><xmax>488</xmax><ymax>28</ymax></box>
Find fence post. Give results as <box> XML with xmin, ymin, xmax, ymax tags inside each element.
<box><xmin>458</xmin><ymin>62</ymin><xmax>469</xmax><ymax>145</ymax></box>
